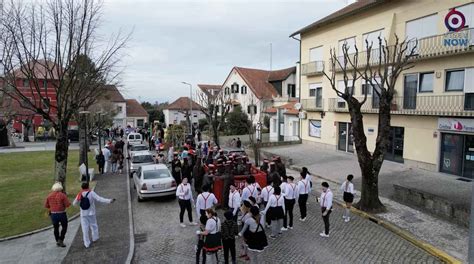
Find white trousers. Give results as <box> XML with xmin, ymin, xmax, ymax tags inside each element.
<box><xmin>104</xmin><ymin>161</ymin><xmax>111</xmax><ymax>173</ymax></box>
<box><xmin>80</xmin><ymin>215</ymin><xmax>99</xmax><ymax>248</ymax></box>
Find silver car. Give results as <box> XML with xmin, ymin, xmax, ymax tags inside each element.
<box><xmin>133</xmin><ymin>164</ymin><xmax>177</xmax><ymax>202</ymax></box>
<box><xmin>129</xmin><ymin>151</ymin><xmax>155</xmax><ymax>178</ymax></box>
<box><xmin>128</xmin><ymin>144</ymin><xmax>150</xmax><ymax>158</ymax></box>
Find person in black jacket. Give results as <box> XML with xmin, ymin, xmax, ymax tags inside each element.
<box><xmin>171</xmin><ymin>153</ymin><xmax>182</xmax><ymax>185</ymax></box>
<box><xmin>96</xmin><ymin>150</ymin><xmax>105</xmax><ymax>174</ymax></box>
<box><xmin>268</xmin><ymin>162</ymin><xmax>281</xmax><ymax>187</ymax></box>
<box><xmin>182</xmin><ymin>157</ymin><xmax>192</xmax><ymax>182</ymax></box>
<box><xmin>275</xmin><ymin>157</ymin><xmax>286</xmax><ymax>179</ymax></box>
<box><xmin>221</xmin><ymin>211</ymin><xmax>238</xmax><ymax>264</ymax></box>
<box><xmin>193</xmin><ymin>158</ymin><xmax>205</xmax><ymax>193</ymax></box>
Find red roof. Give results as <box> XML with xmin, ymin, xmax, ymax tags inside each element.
<box><xmin>13</xmin><ymin>60</ymin><xmax>62</xmax><ymax>80</ymax></box>
<box><xmin>103</xmin><ymin>85</ymin><xmax>125</xmax><ymax>102</ymax></box>
<box><xmin>227</xmin><ymin>66</ymin><xmax>296</xmax><ymax>100</ymax></box>
<box><xmin>290</xmin><ymin>0</ymin><xmax>388</xmax><ymax>37</ymax></box>
<box><xmin>126</xmin><ymin>99</ymin><xmax>148</xmax><ymax>117</ymax></box>
<box><xmin>166</xmin><ymin>97</ymin><xmax>202</xmax><ymax>110</ymax></box>
<box><xmin>197</xmin><ymin>84</ymin><xmax>222</xmax><ymax>91</ymax></box>
<box><xmin>264</xmin><ymin>101</ymin><xmax>299</xmax><ymax>115</ymax></box>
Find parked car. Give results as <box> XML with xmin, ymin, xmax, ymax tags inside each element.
<box><xmin>133</xmin><ymin>164</ymin><xmax>177</xmax><ymax>202</ymax></box>
<box><xmin>221</xmin><ymin>147</ymin><xmax>247</xmax><ymax>156</ymax></box>
<box><xmin>127</xmin><ymin>132</ymin><xmax>143</xmax><ymax>147</ymax></box>
<box><xmin>128</xmin><ymin>144</ymin><xmax>150</xmax><ymax>158</ymax></box>
<box><xmin>68</xmin><ymin>130</ymin><xmax>79</xmax><ymax>142</ymax></box>
<box><xmin>129</xmin><ymin>151</ymin><xmax>155</xmax><ymax>178</ymax></box>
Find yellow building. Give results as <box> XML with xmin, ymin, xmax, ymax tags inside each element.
<box><xmin>291</xmin><ymin>0</ymin><xmax>474</xmax><ymax>178</ymax></box>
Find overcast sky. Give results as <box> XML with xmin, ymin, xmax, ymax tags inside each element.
<box><xmin>101</xmin><ymin>0</ymin><xmax>349</xmax><ymax>104</ymax></box>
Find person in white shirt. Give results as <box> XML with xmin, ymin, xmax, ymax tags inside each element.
<box><xmin>197</xmin><ymin>208</ymin><xmax>222</xmax><ymax>264</ymax></box>
<box><xmin>102</xmin><ymin>146</ymin><xmax>111</xmax><ymax>173</ymax></box>
<box><xmin>302</xmin><ymin>167</ymin><xmax>312</xmax><ymax>190</ymax></box>
<box><xmin>263</xmin><ymin>186</ymin><xmax>285</xmax><ymax>239</ymax></box>
<box><xmin>241</xmin><ymin>178</ymin><xmax>255</xmax><ymax>203</ymax></box>
<box><xmin>228</xmin><ymin>183</ymin><xmax>241</xmax><ymax>221</ymax></box>
<box><xmin>249</xmin><ymin>175</ymin><xmax>260</xmax><ymax>199</ymax></box>
<box><xmin>176</xmin><ymin>177</ymin><xmax>196</xmax><ymax>227</ymax></box>
<box><xmin>282</xmin><ymin>176</ymin><xmax>297</xmax><ymax>231</ymax></box>
<box><xmin>73</xmin><ymin>182</ymin><xmax>115</xmax><ymax>248</ymax></box>
<box><xmin>196</xmin><ymin>185</ymin><xmax>218</xmax><ymax>218</ymax></box>
<box><xmin>297</xmin><ymin>172</ymin><xmax>311</xmax><ymax>221</ymax></box>
<box><xmin>279</xmin><ymin>176</ymin><xmax>288</xmax><ymax>197</ymax></box>
<box><xmin>260</xmin><ymin>184</ymin><xmax>274</xmax><ymax>227</ymax></box>
<box><xmin>319</xmin><ymin>182</ymin><xmax>333</xmax><ymax>238</ymax></box>
<box><xmin>340</xmin><ymin>174</ymin><xmax>355</xmax><ymax>222</ymax></box>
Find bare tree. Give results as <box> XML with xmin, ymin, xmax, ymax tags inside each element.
<box><xmin>196</xmin><ymin>89</ymin><xmax>231</xmax><ymax>146</ymax></box>
<box><xmin>0</xmin><ymin>0</ymin><xmax>129</xmax><ymax>190</ymax></box>
<box><xmin>323</xmin><ymin>36</ymin><xmax>417</xmax><ymax>212</ymax></box>
<box><xmin>242</xmin><ymin>95</ymin><xmax>266</xmax><ymax>165</ymax></box>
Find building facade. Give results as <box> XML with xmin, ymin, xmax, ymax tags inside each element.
<box><xmin>163</xmin><ymin>97</ymin><xmax>206</xmax><ymax>127</ymax></box>
<box><xmin>104</xmin><ymin>85</ymin><xmax>127</xmax><ymax>129</ymax></box>
<box><xmin>125</xmin><ymin>99</ymin><xmax>149</xmax><ymax>128</ymax></box>
<box><xmin>292</xmin><ymin>0</ymin><xmax>474</xmax><ymax>178</ymax></box>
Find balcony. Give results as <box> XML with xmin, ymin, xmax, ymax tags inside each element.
<box><xmin>327</xmin><ymin>94</ymin><xmax>474</xmax><ymax>117</ymax></box>
<box><xmin>301</xmin><ymin>98</ymin><xmax>324</xmax><ymax>111</ymax></box>
<box><xmin>333</xmin><ymin>28</ymin><xmax>474</xmax><ymax>71</ymax></box>
<box><xmin>301</xmin><ymin>61</ymin><xmax>324</xmax><ymax>76</ymax></box>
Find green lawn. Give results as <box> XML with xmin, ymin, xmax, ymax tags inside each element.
<box><xmin>0</xmin><ymin>149</ymin><xmax>97</xmax><ymax>238</ymax></box>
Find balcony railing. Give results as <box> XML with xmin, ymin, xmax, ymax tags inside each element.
<box><xmin>327</xmin><ymin>94</ymin><xmax>474</xmax><ymax>116</ymax></box>
<box><xmin>301</xmin><ymin>61</ymin><xmax>324</xmax><ymax>76</ymax></box>
<box><xmin>301</xmin><ymin>98</ymin><xmax>324</xmax><ymax>111</ymax></box>
<box><xmin>333</xmin><ymin>28</ymin><xmax>474</xmax><ymax>71</ymax></box>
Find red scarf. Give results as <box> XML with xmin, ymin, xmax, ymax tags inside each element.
<box><xmin>76</xmin><ymin>189</ymin><xmax>91</xmax><ymax>201</ymax></box>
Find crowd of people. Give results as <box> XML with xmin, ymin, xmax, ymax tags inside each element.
<box><xmin>168</xmin><ymin>139</ymin><xmax>357</xmax><ymax>264</ymax></box>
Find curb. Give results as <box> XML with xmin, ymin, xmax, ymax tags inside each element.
<box><xmin>289</xmin><ymin>165</ymin><xmax>462</xmax><ymax>264</ymax></box>
<box><xmin>125</xmin><ymin>151</ymin><xmax>135</xmax><ymax>264</ymax></box>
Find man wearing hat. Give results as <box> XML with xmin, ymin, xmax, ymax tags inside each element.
<box><xmin>260</xmin><ymin>159</ymin><xmax>269</xmax><ymax>175</ymax></box>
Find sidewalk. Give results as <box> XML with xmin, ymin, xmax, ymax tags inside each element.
<box><xmin>0</xmin><ymin>218</ymin><xmax>80</xmax><ymax>264</ymax></box>
<box><xmin>0</xmin><ymin>142</ymin><xmax>80</xmax><ymax>153</ymax></box>
<box><xmin>62</xmin><ymin>171</ymin><xmax>131</xmax><ymax>264</ymax></box>
<box><xmin>262</xmin><ymin>142</ymin><xmax>469</xmax><ymax>263</ymax></box>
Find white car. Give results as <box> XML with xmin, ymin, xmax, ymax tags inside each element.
<box><xmin>128</xmin><ymin>144</ymin><xmax>150</xmax><ymax>158</ymax></box>
<box><xmin>133</xmin><ymin>164</ymin><xmax>177</xmax><ymax>202</ymax></box>
<box><xmin>127</xmin><ymin>132</ymin><xmax>143</xmax><ymax>146</ymax></box>
<box><xmin>129</xmin><ymin>151</ymin><xmax>155</xmax><ymax>178</ymax></box>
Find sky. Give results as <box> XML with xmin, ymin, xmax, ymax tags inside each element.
<box><xmin>101</xmin><ymin>0</ymin><xmax>350</xmax><ymax>104</ymax></box>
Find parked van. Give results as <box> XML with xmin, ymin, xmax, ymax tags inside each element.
<box><xmin>127</xmin><ymin>133</ymin><xmax>143</xmax><ymax>147</ymax></box>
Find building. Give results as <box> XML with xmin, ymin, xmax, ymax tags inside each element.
<box><xmin>104</xmin><ymin>85</ymin><xmax>127</xmax><ymax>128</ymax></box>
<box><xmin>197</xmin><ymin>84</ymin><xmax>222</xmax><ymax>100</ymax></box>
<box><xmin>220</xmin><ymin>66</ymin><xmax>298</xmax><ymax>127</ymax></box>
<box><xmin>163</xmin><ymin>97</ymin><xmax>205</xmax><ymax>127</ymax></box>
<box><xmin>292</xmin><ymin>0</ymin><xmax>474</xmax><ymax>178</ymax></box>
<box><xmin>264</xmin><ymin>101</ymin><xmax>300</xmax><ymax>141</ymax></box>
<box><xmin>125</xmin><ymin>99</ymin><xmax>149</xmax><ymax>128</ymax></box>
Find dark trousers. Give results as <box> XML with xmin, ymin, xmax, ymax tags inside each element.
<box><xmin>223</xmin><ymin>238</ymin><xmax>236</xmax><ymax>264</ymax></box>
<box><xmin>298</xmin><ymin>194</ymin><xmax>308</xmax><ymax>219</ymax></box>
<box><xmin>283</xmin><ymin>198</ymin><xmax>295</xmax><ymax>228</ymax></box>
<box><xmin>321</xmin><ymin>207</ymin><xmax>332</xmax><ymax>235</ymax></box>
<box><xmin>196</xmin><ymin>239</ymin><xmax>206</xmax><ymax>264</ymax></box>
<box><xmin>200</xmin><ymin>209</ymin><xmax>206</xmax><ymax>219</ymax></box>
<box><xmin>50</xmin><ymin>212</ymin><xmax>68</xmax><ymax>242</ymax></box>
<box><xmin>178</xmin><ymin>199</ymin><xmax>193</xmax><ymax>223</ymax></box>
<box><xmin>98</xmin><ymin>164</ymin><xmax>104</xmax><ymax>174</ymax></box>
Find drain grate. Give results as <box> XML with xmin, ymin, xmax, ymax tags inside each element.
<box><xmin>134</xmin><ymin>233</ymin><xmax>148</xmax><ymax>243</ymax></box>
<box><xmin>457</xmin><ymin>178</ymin><xmax>472</xmax><ymax>182</ymax></box>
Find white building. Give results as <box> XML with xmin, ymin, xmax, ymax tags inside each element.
<box><xmin>221</xmin><ymin>66</ymin><xmax>298</xmax><ymax>125</ymax></box>
<box><xmin>163</xmin><ymin>97</ymin><xmax>206</xmax><ymax>127</ymax></box>
<box><xmin>125</xmin><ymin>99</ymin><xmax>149</xmax><ymax>128</ymax></box>
<box><xmin>104</xmin><ymin>85</ymin><xmax>127</xmax><ymax>128</ymax></box>
<box><xmin>264</xmin><ymin>101</ymin><xmax>300</xmax><ymax>142</ymax></box>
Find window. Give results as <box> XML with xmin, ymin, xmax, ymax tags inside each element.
<box><xmin>272</xmin><ymin>119</ymin><xmax>277</xmax><ymax>133</ymax></box>
<box><xmin>241</xmin><ymin>85</ymin><xmax>247</xmax><ymax>94</ymax></box>
<box><xmin>361</xmin><ymin>84</ymin><xmax>372</xmax><ymax>95</ymax></box>
<box><xmin>309</xmin><ymin>46</ymin><xmax>323</xmax><ymax>62</ymax></box>
<box><xmin>337</xmin><ymin>80</ymin><xmax>354</xmax><ymax>108</ymax></box>
<box><xmin>224</xmin><ymin>87</ymin><xmax>230</xmax><ymax>95</ymax></box>
<box><xmin>419</xmin><ymin>72</ymin><xmax>434</xmax><ymax>92</ymax></box>
<box><xmin>445</xmin><ymin>69</ymin><xmax>465</xmax><ymax>91</ymax></box>
<box><xmin>309</xmin><ymin>120</ymin><xmax>321</xmax><ymax>138</ymax></box>
<box><xmin>309</xmin><ymin>88</ymin><xmax>316</xmax><ymax>97</ymax></box>
<box><xmin>287</xmin><ymin>84</ymin><xmax>296</xmax><ymax>97</ymax></box>
<box><xmin>117</xmin><ymin>106</ymin><xmax>123</xmax><ymax>112</ymax></box>
<box><xmin>362</xmin><ymin>29</ymin><xmax>384</xmax><ymax>50</ymax></box>
<box><xmin>247</xmin><ymin>105</ymin><xmax>257</xmax><ymax>115</ymax></box>
<box><xmin>465</xmin><ymin>94</ymin><xmax>474</xmax><ymax>110</ymax></box>
<box><xmin>22</xmin><ymin>79</ymin><xmax>29</xmax><ymax>87</ymax></box>
<box><xmin>231</xmin><ymin>83</ymin><xmax>239</xmax><ymax>93</ymax></box>
<box><xmin>42</xmin><ymin>98</ymin><xmax>51</xmax><ymax>111</ymax></box>
<box><xmin>457</xmin><ymin>3</ymin><xmax>474</xmax><ymax>29</ymax></box>
<box><xmin>43</xmin><ymin>79</ymin><xmax>48</xmax><ymax>89</ymax></box>
<box><xmin>338</xmin><ymin>37</ymin><xmax>356</xmax><ymax>56</ymax></box>
<box><xmin>405</xmin><ymin>14</ymin><xmax>437</xmax><ymax>40</ymax></box>
<box><xmin>137</xmin><ymin>119</ymin><xmax>144</xmax><ymax>128</ymax></box>
<box><xmin>316</xmin><ymin>87</ymin><xmax>323</xmax><ymax>108</ymax></box>
<box><xmin>404</xmin><ymin>74</ymin><xmax>418</xmax><ymax>109</ymax></box>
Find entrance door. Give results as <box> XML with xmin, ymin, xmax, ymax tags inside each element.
<box><xmin>338</xmin><ymin>122</ymin><xmax>354</xmax><ymax>153</ymax></box>
<box><xmin>386</xmin><ymin>127</ymin><xmax>405</xmax><ymax>163</ymax></box>
<box><xmin>440</xmin><ymin>133</ymin><xmax>463</xmax><ymax>176</ymax></box>
<box><xmin>463</xmin><ymin>135</ymin><xmax>474</xmax><ymax>179</ymax></box>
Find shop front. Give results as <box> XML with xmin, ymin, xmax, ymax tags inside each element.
<box><xmin>438</xmin><ymin>118</ymin><xmax>474</xmax><ymax>179</ymax></box>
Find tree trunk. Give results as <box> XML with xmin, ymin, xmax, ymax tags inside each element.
<box><xmin>348</xmin><ymin>100</ymin><xmax>385</xmax><ymax>213</ymax></box>
<box><xmin>212</xmin><ymin>122</ymin><xmax>220</xmax><ymax>147</ymax></box>
<box><xmin>23</xmin><ymin>124</ymin><xmax>30</xmax><ymax>142</ymax></box>
<box><xmin>55</xmin><ymin>122</ymin><xmax>69</xmax><ymax>192</ymax></box>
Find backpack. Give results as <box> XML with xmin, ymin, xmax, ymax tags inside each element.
<box><xmin>80</xmin><ymin>191</ymin><xmax>91</xmax><ymax>210</ymax></box>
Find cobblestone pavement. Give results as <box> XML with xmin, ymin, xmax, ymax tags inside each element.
<box><xmin>131</xmin><ymin>177</ymin><xmax>441</xmax><ymax>263</ymax></box>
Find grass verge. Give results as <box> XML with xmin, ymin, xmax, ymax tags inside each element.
<box><xmin>0</xmin><ymin>149</ymin><xmax>97</xmax><ymax>238</ymax></box>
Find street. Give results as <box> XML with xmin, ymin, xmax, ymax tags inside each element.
<box><xmin>130</xmin><ymin>170</ymin><xmax>441</xmax><ymax>264</ymax></box>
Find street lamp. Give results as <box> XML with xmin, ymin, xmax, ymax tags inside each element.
<box><xmin>181</xmin><ymin>82</ymin><xmax>193</xmax><ymax>135</ymax></box>
<box><xmin>79</xmin><ymin>110</ymin><xmax>91</xmax><ymax>182</ymax></box>
<box><xmin>96</xmin><ymin>111</ymin><xmax>107</xmax><ymax>151</ymax></box>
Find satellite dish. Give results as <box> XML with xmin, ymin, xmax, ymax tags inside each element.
<box><xmin>294</xmin><ymin>103</ymin><xmax>302</xmax><ymax>110</ymax></box>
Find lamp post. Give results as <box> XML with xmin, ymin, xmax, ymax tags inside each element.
<box><xmin>79</xmin><ymin>110</ymin><xmax>91</xmax><ymax>182</ymax></box>
<box><xmin>181</xmin><ymin>82</ymin><xmax>193</xmax><ymax>135</ymax></box>
<box><xmin>97</xmin><ymin>111</ymin><xmax>107</xmax><ymax>151</ymax></box>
